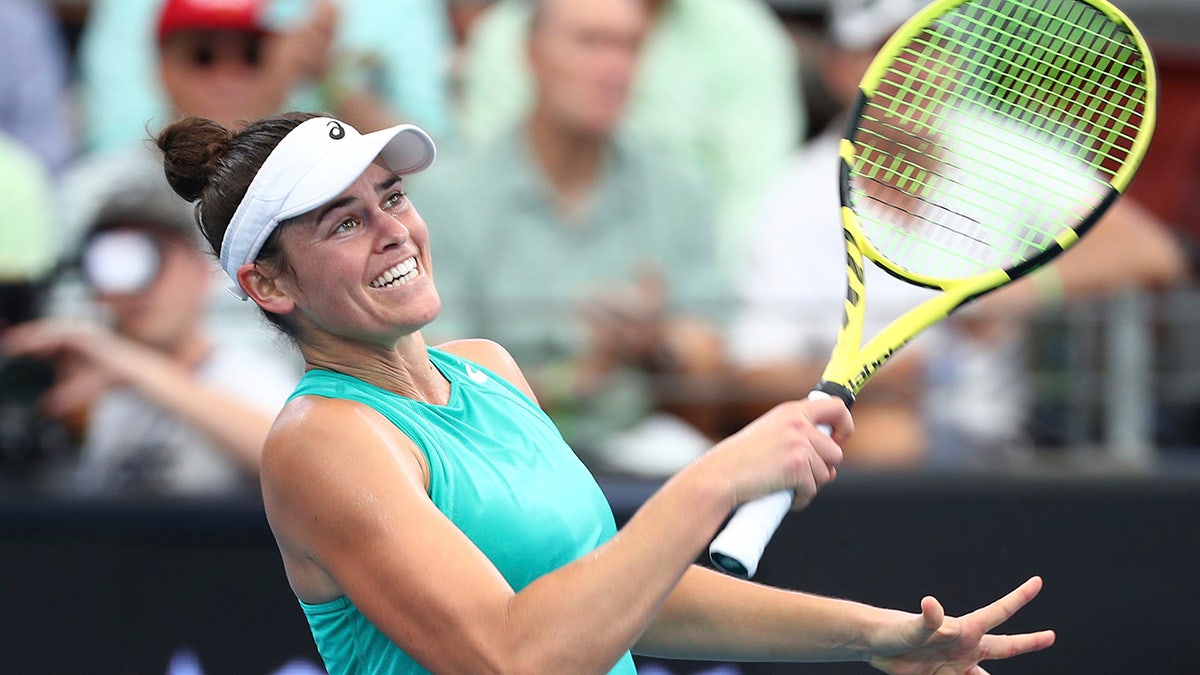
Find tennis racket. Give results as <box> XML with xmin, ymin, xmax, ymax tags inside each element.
<box><xmin>709</xmin><ymin>0</ymin><xmax>1157</xmax><ymax>578</ymax></box>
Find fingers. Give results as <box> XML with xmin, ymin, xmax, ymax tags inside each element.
<box><xmin>784</xmin><ymin>402</ymin><xmax>845</xmax><ymax>507</ymax></box>
<box><xmin>790</xmin><ymin>469</ymin><xmax>819</xmax><ymax>509</ymax></box>
<box><xmin>979</xmin><ymin>630</ymin><xmax>1056</xmax><ymax>661</ymax></box>
<box><xmin>709</xmin><ymin>396</ymin><xmax>851</xmax><ymax>507</ymax></box>
<box><xmin>921</xmin><ymin>595</ymin><xmax>946</xmax><ymax>630</ymax></box>
<box><xmin>968</xmin><ymin>576</ymin><xmax>1044</xmax><ymax>632</ymax></box>
<box><xmin>809</xmin><ymin>427</ymin><xmax>844</xmax><ymax>468</ymax></box>
<box><xmin>803</xmin><ymin>395</ymin><xmax>855</xmax><ymax>443</ymax></box>
<box><xmin>3</xmin><ymin>319</ymin><xmax>112</xmax><ymax>362</ymax></box>
<box><xmin>971</xmin><ymin>577</ymin><xmax>1055</xmax><ymax>663</ymax></box>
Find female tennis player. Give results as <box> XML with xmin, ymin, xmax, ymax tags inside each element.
<box><xmin>157</xmin><ymin>111</ymin><xmax>1054</xmax><ymax>674</ymax></box>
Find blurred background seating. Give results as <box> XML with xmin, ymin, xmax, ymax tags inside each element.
<box><xmin>4</xmin><ymin>0</ymin><xmax>1199</xmax><ymax>484</ymax></box>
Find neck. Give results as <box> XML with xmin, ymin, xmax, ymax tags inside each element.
<box><xmin>526</xmin><ymin>115</ymin><xmax>609</xmax><ymax>219</ymax></box>
<box><xmin>300</xmin><ymin>333</ymin><xmax>450</xmax><ymax>405</ymax></box>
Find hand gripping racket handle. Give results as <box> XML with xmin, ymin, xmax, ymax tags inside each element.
<box><xmin>708</xmin><ymin>390</ymin><xmax>833</xmax><ymax>579</ymax></box>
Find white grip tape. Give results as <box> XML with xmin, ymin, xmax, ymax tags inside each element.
<box><xmin>708</xmin><ymin>390</ymin><xmax>833</xmax><ymax>578</ymax></box>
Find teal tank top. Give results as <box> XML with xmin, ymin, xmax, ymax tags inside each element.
<box><xmin>292</xmin><ymin>347</ymin><xmax>637</xmax><ymax>675</ymax></box>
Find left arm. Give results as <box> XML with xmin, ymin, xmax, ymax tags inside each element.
<box><xmin>639</xmin><ymin>566</ymin><xmax>1055</xmax><ymax>672</ymax></box>
<box><xmin>637</xmin><ymin>565</ymin><xmax>881</xmax><ymax>662</ymax></box>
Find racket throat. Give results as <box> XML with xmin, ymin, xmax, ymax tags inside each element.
<box><xmin>813</xmin><ymin>381</ymin><xmax>857</xmax><ymax>411</ymax></box>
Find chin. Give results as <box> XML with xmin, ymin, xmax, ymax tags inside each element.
<box><xmin>417</xmin><ymin>299</ymin><xmax>442</xmax><ymax>327</ymax></box>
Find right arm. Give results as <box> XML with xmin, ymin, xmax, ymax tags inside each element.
<box><xmin>262</xmin><ymin>393</ymin><xmax>850</xmax><ymax>674</ymax></box>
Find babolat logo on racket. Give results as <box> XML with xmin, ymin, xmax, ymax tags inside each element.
<box><xmin>851</xmin><ymin>347</ymin><xmax>899</xmax><ymax>392</ymax></box>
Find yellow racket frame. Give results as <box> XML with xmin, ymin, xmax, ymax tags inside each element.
<box><xmin>821</xmin><ymin>0</ymin><xmax>1158</xmax><ymax>399</ymax></box>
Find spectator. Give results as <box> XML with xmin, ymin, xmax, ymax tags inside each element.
<box><xmin>1</xmin><ymin>181</ymin><xmax>299</xmax><ymax>497</ymax></box>
<box><xmin>415</xmin><ymin>0</ymin><xmax>726</xmax><ymax>475</ymax></box>
<box><xmin>156</xmin><ymin>0</ymin><xmax>294</xmax><ymax>135</ymax></box>
<box><xmin>457</xmin><ymin>0</ymin><xmax>802</xmax><ymax>273</ymax></box>
<box><xmin>76</xmin><ymin>0</ymin><xmax>454</xmax><ymax>153</ymax></box>
<box><xmin>60</xmin><ymin>0</ymin><xmax>355</xmax><ymax>342</ymax></box>
<box><xmin>55</xmin><ymin>0</ymin><xmax>305</xmax><ymax>354</ymax></box>
<box><xmin>0</xmin><ymin>0</ymin><xmax>75</xmax><ymax>174</ymax></box>
<box><xmin>724</xmin><ymin>0</ymin><xmax>1189</xmax><ymax>468</ymax></box>
<box><xmin>60</xmin><ymin>0</ymin><xmax>303</xmax><ymax>253</ymax></box>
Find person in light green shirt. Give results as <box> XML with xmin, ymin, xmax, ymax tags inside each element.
<box><xmin>457</xmin><ymin>0</ymin><xmax>804</xmax><ymax>273</ymax></box>
<box><xmin>416</xmin><ymin>0</ymin><xmax>730</xmax><ymax>475</ymax></box>
<box><xmin>416</xmin><ymin>129</ymin><xmax>726</xmax><ymax>473</ymax></box>
<box><xmin>0</xmin><ymin>133</ymin><xmax>56</xmax><ymax>283</ymax></box>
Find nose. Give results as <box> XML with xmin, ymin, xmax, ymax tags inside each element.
<box><xmin>370</xmin><ymin>207</ymin><xmax>411</xmax><ymax>250</ymax></box>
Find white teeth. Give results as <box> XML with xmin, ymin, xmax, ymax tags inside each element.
<box><xmin>370</xmin><ymin>257</ymin><xmax>418</xmax><ymax>288</ymax></box>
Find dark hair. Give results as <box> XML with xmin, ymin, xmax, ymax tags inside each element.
<box><xmin>156</xmin><ymin>111</ymin><xmax>322</xmax><ymax>336</ymax></box>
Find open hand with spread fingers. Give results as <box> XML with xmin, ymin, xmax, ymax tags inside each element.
<box><xmin>867</xmin><ymin>576</ymin><xmax>1056</xmax><ymax>675</ymax></box>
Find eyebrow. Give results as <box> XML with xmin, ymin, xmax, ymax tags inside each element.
<box><xmin>378</xmin><ymin>174</ymin><xmax>404</xmax><ymax>193</ymax></box>
<box><xmin>309</xmin><ymin>174</ymin><xmax>405</xmax><ymax>229</ymax></box>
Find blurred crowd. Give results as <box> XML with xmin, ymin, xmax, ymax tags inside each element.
<box><xmin>0</xmin><ymin>0</ymin><xmax>1195</xmax><ymax>500</ymax></box>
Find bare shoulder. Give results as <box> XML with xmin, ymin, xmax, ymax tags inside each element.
<box><xmin>436</xmin><ymin>338</ymin><xmax>539</xmax><ymax>402</ymax></box>
<box><xmin>261</xmin><ymin>394</ymin><xmax>435</xmax><ymax>602</ymax></box>
<box><xmin>264</xmin><ymin>395</ymin><xmax>428</xmax><ymax>491</ymax></box>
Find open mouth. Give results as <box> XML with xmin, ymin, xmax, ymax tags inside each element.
<box><xmin>369</xmin><ymin>257</ymin><xmax>419</xmax><ymax>289</ymax></box>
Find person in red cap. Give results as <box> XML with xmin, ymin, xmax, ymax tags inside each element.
<box><xmin>154</xmin><ymin>0</ymin><xmax>398</xmax><ymax>135</ymax></box>
<box><xmin>155</xmin><ymin>0</ymin><xmax>289</xmax><ymax>132</ymax></box>
<box><xmin>157</xmin><ymin>0</ymin><xmax>265</xmax><ymax>40</ymax></box>
<box><xmin>77</xmin><ymin>0</ymin><xmax>452</xmax><ymax>153</ymax></box>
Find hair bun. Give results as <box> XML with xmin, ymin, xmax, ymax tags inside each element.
<box><xmin>157</xmin><ymin>117</ymin><xmax>235</xmax><ymax>203</ymax></box>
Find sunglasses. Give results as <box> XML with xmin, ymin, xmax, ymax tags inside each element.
<box><xmin>163</xmin><ymin>31</ymin><xmax>265</xmax><ymax>70</ymax></box>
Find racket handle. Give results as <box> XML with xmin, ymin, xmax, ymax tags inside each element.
<box><xmin>708</xmin><ymin>489</ymin><xmax>792</xmax><ymax>578</ymax></box>
<box><xmin>708</xmin><ymin>391</ymin><xmax>833</xmax><ymax>578</ymax></box>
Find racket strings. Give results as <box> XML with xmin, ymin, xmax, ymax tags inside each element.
<box><xmin>892</xmin><ymin>32</ymin><xmax>1143</xmax><ymax>168</ymax></box>
<box><xmin>854</xmin><ymin>102</ymin><xmax>1100</xmax><ymax>273</ymax></box>
<box><xmin>853</xmin><ymin>106</ymin><xmax>1097</xmax><ymax>277</ymax></box>
<box><xmin>849</xmin><ymin>0</ymin><xmax>1150</xmax><ymax>280</ymax></box>
<box><xmin>943</xmin><ymin>0</ymin><xmax>1145</xmax><ymax>164</ymax></box>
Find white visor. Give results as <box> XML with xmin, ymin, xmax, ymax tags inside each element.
<box><xmin>219</xmin><ymin>117</ymin><xmax>437</xmax><ymax>298</ymax></box>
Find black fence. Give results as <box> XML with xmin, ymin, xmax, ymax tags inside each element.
<box><xmin>2</xmin><ymin>469</ymin><xmax>1198</xmax><ymax>674</ymax></box>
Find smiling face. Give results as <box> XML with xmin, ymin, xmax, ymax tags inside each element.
<box><xmin>249</xmin><ymin>160</ymin><xmax>442</xmax><ymax>348</ymax></box>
